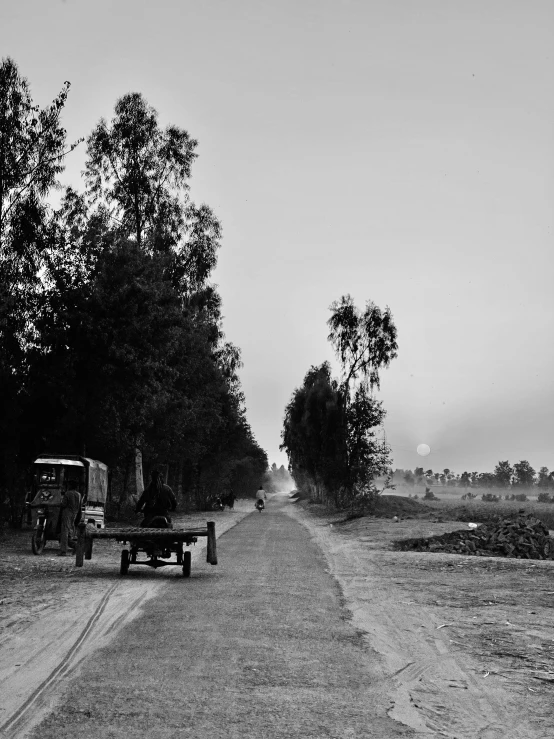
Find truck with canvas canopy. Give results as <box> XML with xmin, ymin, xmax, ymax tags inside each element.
<box><xmin>26</xmin><ymin>454</ymin><xmax>109</xmax><ymax>554</ymax></box>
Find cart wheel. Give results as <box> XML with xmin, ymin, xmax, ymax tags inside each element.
<box><xmin>120</xmin><ymin>549</ymin><xmax>130</xmax><ymax>575</ymax></box>
<box><xmin>182</xmin><ymin>550</ymin><xmax>191</xmax><ymax>578</ymax></box>
<box><xmin>31</xmin><ymin>526</ymin><xmax>47</xmax><ymax>555</ymax></box>
<box><xmin>130</xmin><ymin>547</ymin><xmax>137</xmax><ymax>564</ymax></box>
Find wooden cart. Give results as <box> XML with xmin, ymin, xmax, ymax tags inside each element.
<box><xmin>74</xmin><ymin>521</ymin><xmax>217</xmax><ymax>577</ymax></box>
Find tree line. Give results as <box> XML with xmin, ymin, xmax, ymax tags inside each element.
<box><xmin>280</xmin><ymin>295</ymin><xmax>398</xmax><ymax>510</ymax></box>
<box><xmin>397</xmin><ymin>460</ymin><xmax>554</xmax><ymax>491</ymax></box>
<box><xmin>0</xmin><ymin>58</ymin><xmax>267</xmax><ymax>525</ymax></box>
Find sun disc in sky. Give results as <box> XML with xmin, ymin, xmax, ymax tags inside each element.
<box><xmin>417</xmin><ymin>443</ymin><xmax>431</xmax><ymax>456</ymax></box>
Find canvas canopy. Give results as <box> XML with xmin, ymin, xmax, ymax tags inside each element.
<box><xmin>33</xmin><ymin>455</ymin><xmax>108</xmax><ymax>505</ymax></box>
<box><xmin>83</xmin><ymin>458</ymin><xmax>108</xmax><ymax>505</ymax></box>
<box><xmin>34</xmin><ymin>458</ymin><xmax>84</xmax><ymax>467</ymax></box>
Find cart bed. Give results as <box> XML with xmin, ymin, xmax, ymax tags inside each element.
<box><xmin>74</xmin><ymin>521</ymin><xmax>217</xmax><ymax>567</ymax></box>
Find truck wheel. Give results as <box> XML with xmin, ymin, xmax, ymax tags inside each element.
<box><xmin>31</xmin><ymin>526</ymin><xmax>46</xmax><ymax>555</ymax></box>
<box><xmin>182</xmin><ymin>550</ymin><xmax>191</xmax><ymax>578</ymax></box>
<box><xmin>120</xmin><ymin>549</ymin><xmax>130</xmax><ymax>575</ymax></box>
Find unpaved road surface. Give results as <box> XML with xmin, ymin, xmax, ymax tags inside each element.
<box><xmin>3</xmin><ymin>496</ymin><xmax>411</xmax><ymax>739</ymax></box>
<box><xmin>2</xmin><ymin>494</ymin><xmax>553</xmax><ymax>738</ymax></box>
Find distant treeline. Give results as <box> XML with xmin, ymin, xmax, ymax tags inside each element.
<box><xmin>395</xmin><ymin>461</ymin><xmax>554</xmax><ymax>490</ymax></box>
<box><xmin>0</xmin><ymin>58</ymin><xmax>266</xmax><ymax>525</ymax></box>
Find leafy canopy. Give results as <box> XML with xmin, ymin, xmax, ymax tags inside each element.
<box><xmin>327</xmin><ymin>293</ymin><xmax>398</xmax><ymax>392</ymax></box>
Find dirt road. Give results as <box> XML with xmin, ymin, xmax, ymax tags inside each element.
<box><xmin>2</xmin><ymin>494</ymin><xmax>552</xmax><ymax>738</ymax></box>
<box><xmin>4</xmin><ymin>496</ymin><xmax>411</xmax><ymax>739</ymax></box>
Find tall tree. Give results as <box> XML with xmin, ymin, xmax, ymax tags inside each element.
<box><xmin>2</xmin><ymin>76</ymin><xmax>267</xmax><ymax>520</ymax></box>
<box><xmin>85</xmin><ymin>92</ymin><xmax>221</xmax><ymax>300</ymax></box>
<box><xmin>326</xmin><ymin>294</ymin><xmax>398</xmax><ymax>504</ymax></box>
<box><xmin>537</xmin><ymin>466</ymin><xmax>553</xmax><ymax>490</ymax></box>
<box><xmin>281</xmin><ymin>362</ymin><xmax>346</xmax><ymax>503</ymax></box>
<box><xmin>327</xmin><ymin>294</ymin><xmax>398</xmax><ymax>392</ymax></box>
<box><xmin>512</xmin><ymin>460</ymin><xmax>535</xmax><ymax>488</ymax></box>
<box><xmin>494</xmin><ymin>461</ymin><xmax>513</xmax><ymax>488</ymax></box>
<box><xmin>0</xmin><ymin>57</ymin><xmax>80</xmax><ymax>248</ymax></box>
<box><xmin>344</xmin><ymin>384</ymin><xmax>389</xmax><ymax>501</ymax></box>
<box><xmin>0</xmin><ymin>58</ymin><xmax>79</xmax><ymax>524</ymax></box>
<box><xmin>83</xmin><ymin>93</ymin><xmax>230</xmax><ymax>501</ymax></box>
<box><xmin>478</xmin><ymin>472</ymin><xmax>496</xmax><ymax>489</ymax></box>
<box><xmin>0</xmin><ymin>57</ymin><xmax>79</xmax><ymax>375</ymax></box>
<box><xmin>459</xmin><ymin>471</ymin><xmax>471</xmax><ymax>488</ymax></box>
<box><xmin>282</xmin><ymin>297</ymin><xmax>398</xmax><ymax>508</ymax></box>
<box><xmin>85</xmin><ymin>93</ymin><xmax>196</xmax><ymax>248</ymax></box>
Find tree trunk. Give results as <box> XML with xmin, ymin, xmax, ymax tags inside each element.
<box><xmin>134</xmin><ymin>189</ymin><xmax>142</xmax><ymax>248</ymax></box>
<box><xmin>120</xmin><ymin>455</ymin><xmax>132</xmax><ymax>509</ymax></box>
<box><xmin>135</xmin><ymin>448</ymin><xmax>144</xmax><ymax>498</ymax></box>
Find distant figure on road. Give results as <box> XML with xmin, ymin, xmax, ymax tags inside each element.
<box><xmin>136</xmin><ymin>469</ymin><xmax>177</xmax><ymax>527</ymax></box>
<box><xmin>256</xmin><ymin>486</ymin><xmax>267</xmax><ymax>508</ymax></box>
<box><xmin>59</xmin><ymin>480</ymin><xmax>81</xmax><ymax>556</ymax></box>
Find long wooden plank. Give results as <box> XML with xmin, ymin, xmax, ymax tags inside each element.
<box><xmin>75</xmin><ymin>523</ymin><xmax>85</xmax><ymax>567</ymax></box>
<box><xmin>206</xmin><ymin>521</ymin><xmax>217</xmax><ymax>565</ymax></box>
<box><xmin>85</xmin><ymin>528</ymin><xmax>210</xmax><ymax>540</ymax></box>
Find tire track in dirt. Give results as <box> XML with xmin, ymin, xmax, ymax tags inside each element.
<box><xmin>1</xmin><ymin>582</ymin><xmax>118</xmax><ymax>737</ymax></box>
<box><xmin>0</xmin><ymin>581</ymin><xmax>159</xmax><ymax>739</ymax></box>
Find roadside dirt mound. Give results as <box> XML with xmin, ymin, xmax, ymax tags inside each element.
<box><xmin>374</xmin><ymin>495</ymin><xmax>432</xmax><ymax>516</ymax></box>
<box><xmin>341</xmin><ymin>495</ymin><xmax>433</xmax><ymax>520</ymax></box>
<box><xmin>394</xmin><ymin>513</ymin><xmax>554</xmax><ymax>560</ymax></box>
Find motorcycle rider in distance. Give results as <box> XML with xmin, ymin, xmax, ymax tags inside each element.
<box><xmin>135</xmin><ymin>469</ymin><xmax>177</xmax><ymax>527</ymax></box>
<box><xmin>255</xmin><ymin>485</ymin><xmax>267</xmax><ymax>510</ymax></box>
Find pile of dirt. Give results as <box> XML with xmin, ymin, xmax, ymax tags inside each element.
<box><xmin>394</xmin><ymin>513</ymin><xmax>554</xmax><ymax>560</ymax></box>
<box><xmin>374</xmin><ymin>495</ymin><xmax>432</xmax><ymax>516</ymax></box>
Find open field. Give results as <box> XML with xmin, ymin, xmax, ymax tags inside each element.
<box><xmin>387</xmin><ymin>484</ymin><xmax>554</xmax><ymax>529</ymax></box>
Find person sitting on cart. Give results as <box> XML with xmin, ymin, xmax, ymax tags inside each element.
<box><xmin>59</xmin><ymin>479</ymin><xmax>81</xmax><ymax>556</ymax></box>
<box><xmin>135</xmin><ymin>469</ymin><xmax>177</xmax><ymax>528</ymax></box>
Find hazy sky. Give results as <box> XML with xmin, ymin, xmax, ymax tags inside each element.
<box><xmin>2</xmin><ymin>0</ymin><xmax>553</xmax><ymax>476</ymax></box>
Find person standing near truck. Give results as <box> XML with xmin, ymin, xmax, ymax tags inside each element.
<box><xmin>59</xmin><ymin>480</ymin><xmax>81</xmax><ymax>556</ymax></box>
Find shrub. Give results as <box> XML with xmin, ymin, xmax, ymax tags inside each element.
<box><xmin>512</xmin><ymin>493</ymin><xmax>528</xmax><ymax>502</ymax></box>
